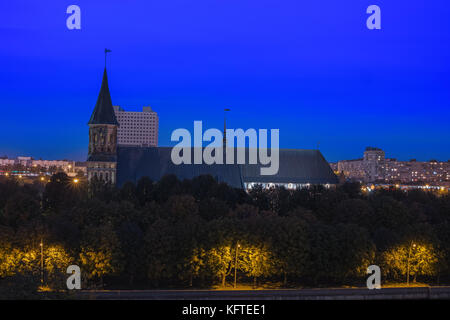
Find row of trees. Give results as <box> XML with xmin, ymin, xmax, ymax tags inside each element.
<box><xmin>0</xmin><ymin>173</ymin><xmax>449</xmax><ymax>297</ymax></box>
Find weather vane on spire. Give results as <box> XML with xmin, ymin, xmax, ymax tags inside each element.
<box><xmin>104</xmin><ymin>48</ymin><xmax>112</xmax><ymax>68</ymax></box>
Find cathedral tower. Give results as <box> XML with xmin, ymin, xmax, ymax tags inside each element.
<box><xmin>87</xmin><ymin>68</ymin><xmax>119</xmax><ymax>184</ymax></box>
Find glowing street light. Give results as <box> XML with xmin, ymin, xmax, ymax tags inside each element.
<box><xmin>407</xmin><ymin>242</ymin><xmax>417</xmax><ymax>286</ymax></box>
<box><xmin>234</xmin><ymin>242</ymin><xmax>240</xmax><ymax>289</ymax></box>
<box><xmin>73</xmin><ymin>178</ymin><xmax>79</xmax><ymax>184</ymax></box>
<box><xmin>40</xmin><ymin>240</ymin><xmax>44</xmax><ymax>284</ymax></box>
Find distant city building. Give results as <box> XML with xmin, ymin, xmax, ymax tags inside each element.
<box><xmin>32</xmin><ymin>159</ymin><xmax>75</xmax><ymax>169</ymax></box>
<box><xmin>363</xmin><ymin>147</ymin><xmax>385</xmax><ymax>182</ymax></box>
<box><xmin>17</xmin><ymin>156</ymin><xmax>33</xmax><ymax>166</ymax></box>
<box><xmin>335</xmin><ymin>147</ymin><xmax>450</xmax><ymax>185</ymax></box>
<box><xmin>0</xmin><ymin>156</ymin><xmax>75</xmax><ymax>170</ymax></box>
<box><xmin>113</xmin><ymin>106</ymin><xmax>159</xmax><ymax>147</ymax></box>
<box><xmin>0</xmin><ymin>156</ymin><xmax>85</xmax><ymax>179</ymax></box>
<box><xmin>0</xmin><ymin>158</ymin><xmax>15</xmax><ymax>166</ymax></box>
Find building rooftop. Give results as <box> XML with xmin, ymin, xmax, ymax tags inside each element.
<box><xmin>116</xmin><ymin>147</ymin><xmax>338</xmax><ymax>188</ymax></box>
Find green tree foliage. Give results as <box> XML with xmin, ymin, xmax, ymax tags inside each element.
<box><xmin>1</xmin><ymin>174</ymin><xmax>450</xmax><ymax>291</ymax></box>
<box><xmin>79</xmin><ymin>224</ymin><xmax>123</xmax><ymax>288</ymax></box>
<box><xmin>268</xmin><ymin>217</ymin><xmax>309</xmax><ymax>285</ymax></box>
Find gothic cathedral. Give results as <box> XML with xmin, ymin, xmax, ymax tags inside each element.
<box><xmin>87</xmin><ymin>68</ymin><xmax>118</xmax><ymax>184</ymax></box>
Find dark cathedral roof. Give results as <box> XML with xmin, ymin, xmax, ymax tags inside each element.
<box><xmin>116</xmin><ymin>147</ymin><xmax>338</xmax><ymax>188</ymax></box>
<box><xmin>88</xmin><ymin>68</ymin><xmax>119</xmax><ymax>126</ymax></box>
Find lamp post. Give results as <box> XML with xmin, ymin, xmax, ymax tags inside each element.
<box><xmin>406</xmin><ymin>242</ymin><xmax>416</xmax><ymax>286</ymax></box>
<box><xmin>40</xmin><ymin>239</ymin><xmax>44</xmax><ymax>285</ymax></box>
<box><xmin>234</xmin><ymin>242</ymin><xmax>240</xmax><ymax>289</ymax></box>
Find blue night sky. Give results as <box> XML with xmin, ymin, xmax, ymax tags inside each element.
<box><xmin>0</xmin><ymin>1</ymin><xmax>449</xmax><ymax>162</ymax></box>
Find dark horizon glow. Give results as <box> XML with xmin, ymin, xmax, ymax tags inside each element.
<box><xmin>1</xmin><ymin>1</ymin><xmax>449</xmax><ymax>162</ymax></box>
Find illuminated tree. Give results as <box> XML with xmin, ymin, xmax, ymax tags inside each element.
<box><xmin>383</xmin><ymin>242</ymin><xmax>439</xmax><ymax>283</ymax></box>
<box><xmin>0</xmin><ymin>244</ymin><xmax>72</xmax><ymax>289</ymax></box>
<box><xmin>239</xmin><ymin>243</ymin><xmax>275</xmax><ymax>288</ymax></box>
<box><xmin>79</xmin><ymin>248</ymin><xmax>115</xmax><ymax>287</ymax></box>
<box><xmin>205</xmin><ymin>245</ymin><xmax>234</xmax><ymax>287</ymax></box>
<box><xmin>0</xmin><ymin>248</ymin><xmax>39</xmax><ymax>277</ymax></box>
<box><xmin>44</xmin><ymin>245</ymin><xmax>73</xmax><ymax>288</ymax></box>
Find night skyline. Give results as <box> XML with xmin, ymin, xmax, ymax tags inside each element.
<box><xmin>1</xmin><ymin>1</ymin><xmax>449</xmax><ymax>162</ymax></box>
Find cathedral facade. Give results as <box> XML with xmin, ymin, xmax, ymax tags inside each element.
<box><xmin>87</xmin><ymin>68</ymin><xmax>118</xmax><ymax>184</ymax></box>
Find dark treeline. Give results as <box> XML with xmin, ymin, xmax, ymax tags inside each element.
<box><xmin>1</xmin><ymin>173</ymin><xmax>450</xmax><ymax>296</ymax></box>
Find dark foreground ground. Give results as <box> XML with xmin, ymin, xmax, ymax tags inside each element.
<box><xmin>73</xmin><ymin>287</ymin><xmax>450</xmax><ymax>300</ymax></box>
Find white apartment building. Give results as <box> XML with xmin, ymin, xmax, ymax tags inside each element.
<box><xmin>32</xmin><ymin>159</ymin><xmax>75</xmax><ymax>170</ymax></box>
<box><xmin>337</xmin><ymin>147</ymin><xmax>450</xmax><ymax>185</ymax></box>
<box><xmin>0</xmin><ymin>158</ymin><xmax>15</xmax><ymax>166</ymax></box>
<box><xmin>113</xmin><ymin>106</ymin><xmax>159</xmax><ymax>147</ymax></box>
<box><xmin>0</xmin><ymin>157</ymin><xmax>75</xmax><ymax>171</ymax></box>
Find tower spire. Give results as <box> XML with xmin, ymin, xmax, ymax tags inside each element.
<box><xmin>86</xmin><ymin>58</ymin><xmax>119</xmax><ymax>185</ymax></box>
<box><xmin>88</xmin><ymin>67</ymin><xmax>118</xmax><ymax>125</ymax></box>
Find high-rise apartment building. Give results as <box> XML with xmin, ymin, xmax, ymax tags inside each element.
<box><xmin>113</xmin><ymin>106</ymin><xmax>159</xmax><ymax>147</ymax></box>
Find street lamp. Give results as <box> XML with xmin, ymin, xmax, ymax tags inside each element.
<box><xmin>234</xmin><ymin>242</ymin><xmax>240</xmax><ymax>289</ymax></box>
<box><xmin>40</xmin><ymin>239</ymin><xmax>44</xmax><ymax>284</ymax></box>
<box><xmin>73</xmin><ymin>178</ymin><xmax>79</xmax><ymax>184</ymax></box>
<box><xmin>407</xmin><ymin>242</ymin><xmax>416</xmax><ymax>286</ymax></box>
